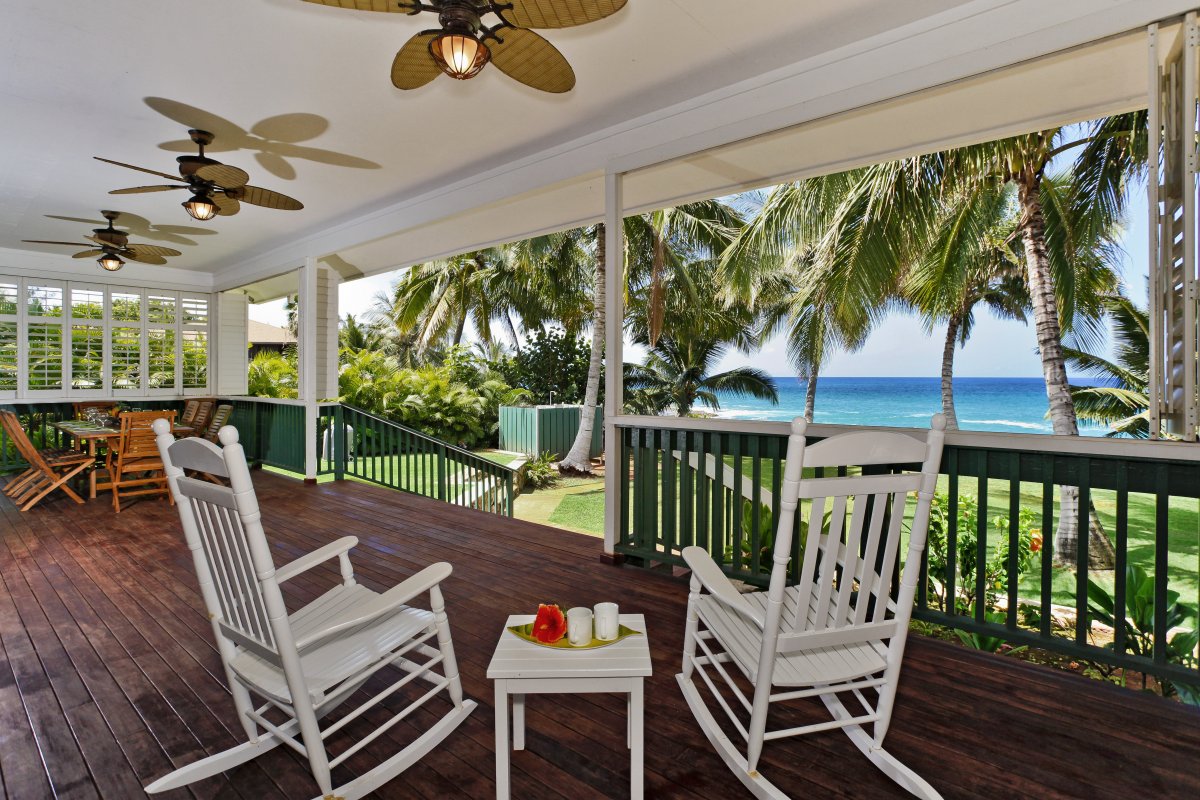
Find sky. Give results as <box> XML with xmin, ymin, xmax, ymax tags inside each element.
<box><xmin>250</xmin><ymin>151</ymin><xmax>1148</xmax><ymax>380</ymax></box>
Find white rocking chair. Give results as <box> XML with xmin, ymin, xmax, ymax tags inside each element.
<box><xmin>148</xmin><ymin>420</ymin><xmax>477</xmax><ymax>800</ymax></box>
<box><xmin>678</xmin><ymin>415</ymin><xmax>946</xmax><ymax>800</ymax></box>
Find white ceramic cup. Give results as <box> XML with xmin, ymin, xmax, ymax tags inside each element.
<box><xmin>566</xmin><ymin>607</ymin><xmax>593</xmax><ymax>647</ymax></box>
<box><xmin>594</xmin><ymin>602</ymin><xmax>619</xmax><ymax>641</ymax></box>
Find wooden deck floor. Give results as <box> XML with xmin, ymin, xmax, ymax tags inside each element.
<box><xmin>1</xmin><ymin>471</ymin><xmax>1198</xmax><ymax>800</ymax></box>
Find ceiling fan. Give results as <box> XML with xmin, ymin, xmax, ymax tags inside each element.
<box><xmin>301</xmin><ymin>0</ymin><xmax>628</xmax><ymax>93</ymax></box>
<box><xmin>22</xmin><ymin>211</ymin><xmax>183</xmax><ymax>271</ymax></box>
<box><xmin>95</xmin><ymin>129</ymin><xmax>304</xmax><ymax>221</ymax></box>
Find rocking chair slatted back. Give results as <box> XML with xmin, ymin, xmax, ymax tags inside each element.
<box><xmin>768</xmin><ymin>419</ymin><xmax>944</xmax><ymax>654</ymax></box>
<box><xmin>155</xmin><ymin>426</ymin><xmax>281</xmax><ymax>659</ymax></box>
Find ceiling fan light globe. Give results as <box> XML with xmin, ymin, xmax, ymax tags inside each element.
<box><xmin>98</xmin><ymin>254</ymin><xmax>124</xmax><ymax>272</ymax></box>
<box><xmin>429</xmin><ymin>33</ymin><xmax>489</xmax><ymax>80</ymax></box>
<box><xmin>182</xmin><ymin>193</ymin><xmax>220</xmax><ymax>221</ymax></box>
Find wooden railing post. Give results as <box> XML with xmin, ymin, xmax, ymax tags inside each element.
<box><xmin>333</xmin><ymin>404</ymin><xmax>345</xmax><ymax>481</ymax></box>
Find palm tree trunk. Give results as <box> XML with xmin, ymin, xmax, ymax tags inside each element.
<box><xmin>941</xmin><ymin>314</ymin><xmax>961</xmax><ymax>430</ymax></box>
<box><xmin>561</xmin><ymin>223</ymin><xmax>605</xmax><ymax>473</ymax></box>
<box><xmin>804</xmin><ymin>373</ymin><xmax>817</xmax><ymax>422</ymax></box>
<box><xmin>1017</xmin><ymin>173</ymin><xmax>1115</xmax><ymax>569</ymax></box>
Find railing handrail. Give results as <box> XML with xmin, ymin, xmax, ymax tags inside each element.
<box><xmin>221</xmin><ymin>395</ymin><xmax>309</xmax><ymax>408</ymax></box>
<box><xmin>612</xmin><ymin>413</ymin><xmax>1200</xmax><ymax>463</ymax></box>
<box><xmin>340</xmin><ymin>403</ymin><xmax>516</xmax><ymax>476</ymax></box>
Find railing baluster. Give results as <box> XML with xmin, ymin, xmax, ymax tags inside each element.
<box><xmin>731</xmin><ymin>433</ymin><xmax>744</xmax><ymax>574</ymax></box>
<box><xmin>663</xmin><ymin>428</ymin><xmax>677</xmax><ymax>556</ymax></box>
<box><xmin>750</xmin><ymin>435</ymin><xmax>762</xmax><ymax>577</ymax></box>
<box><xmin>1114</xmin><ymin>462</ymin><xmax>1129</xmax><ymax>657</ymax></box>
<box><xmin>1075</xmin><ymin>462</ymin><xmax>1091</xmax><ymax>647</ymax></box>
<box><xmin>1040</xmin><ymin>455</ymin><xmax>1054</xmax><ymax>638</ymax></box>
<box><xmin>946</xmin><ymin>449</ymin><xmax>958</xmax><ymax>615</ymax></box>
<box><xmin>1153</xmin><ymin>463</ymin><xmax>1170</xmax><ymax>664</ymax></box>
<box><xmin>1007</xmin><ymin>453</ymin><xmax>1020</xmax><ymax>630</ymax></box>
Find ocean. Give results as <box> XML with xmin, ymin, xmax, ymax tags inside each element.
<box><xmin>714</xmin><ymin>376</ymin><xmax>1112</xmax><ymax>436</ymax></box>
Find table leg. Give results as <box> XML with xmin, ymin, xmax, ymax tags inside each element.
<box><xmin>630</xmin><ymin>680</ymin><xmax>644</xmax><ymax>799</ymax></box>
<box><xmin>88</xmin><ymin>440</ymin><xmax>98</xmax><ymax>500</ymax></box>
<box><xmin>512</xmin><ymin>693</ymin><xmax>525</xmax><ymax>751</ymax></box>
<box><xmin>494</xmin><ymin>680</ymin><xmax>510</xmax><ymax>800</ymax></box>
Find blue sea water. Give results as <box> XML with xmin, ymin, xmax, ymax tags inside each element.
<box><xmin>715</xmin><ymin>376</ymin><xmax>1112</xmax><ymax>436</ymax></box>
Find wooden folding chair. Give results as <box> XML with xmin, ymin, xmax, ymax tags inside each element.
<box><xmin>204</xmin><ymin>404</ymin><xmax>233</xmax><ymax>442</ymax></box>
<box><xmin>147</xmin><ymin>421</ymin><xmax>476</xmax><ymax>799</ymax></box>
<box><xmin>190</xmin><ymin>400</ymin><xmax>216</xmax><ymax>434</ymax></box>
<box><xmin>180</xmin><ymin>399</ymin><xmax>201</xmax><ymax>426</ymax></box>
<box><xmin>0</xmin><ymin>409</ymin><xmax>91</xmax><ymax>511</ymax></box>
<box><xmin>105</xmin><ymin>409</ymin><xmax>177</xmax><ymax>512</ymax></box>
<box><xmin>679</xmin><ymin>415</ymin><xmax>946</xmax><ymax>799</ymax></box>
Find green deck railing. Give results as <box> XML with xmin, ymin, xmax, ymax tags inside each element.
<box><xmin>334</xmin><ymin>404</ymin><xmax>515</xmax><ymax>516</ymax></box>
<box><xmin>615</xmin><ymin>418</ymin><xmax>1200</xmax><ymax>688</ymax></box>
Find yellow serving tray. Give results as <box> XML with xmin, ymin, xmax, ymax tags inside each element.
<box><xmin>506</xmin><ymin>622</ymin><xmax>641</xmax><ymax>650</ymax></box>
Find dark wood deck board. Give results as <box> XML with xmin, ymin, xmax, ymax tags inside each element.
<box><xmin>1</xmin><ymin>471</ymin><xmax>1198</xmax><ymax>799</ymax></box>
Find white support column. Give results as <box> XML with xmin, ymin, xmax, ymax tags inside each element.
<box><xmin>214</xmin><ymin>291</ymin><xmax>249</xmax><ymax>397</ymax></box>
<box><xmin>299</xmin><ymin>258</ymin><xmax>319</xmax><ymax>480</ymax></box>
<box><xmin>602</xmin><ymin>171</ymin><xmax>625</xmax><ymax>556</ymax></box>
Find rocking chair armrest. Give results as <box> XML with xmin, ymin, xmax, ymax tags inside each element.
<box><xmin>294</xmin><ymin>562</ymin><xmax>453</xmax><ymax>651</ymax></box>
<box><xmin>682</xmin><ymin>546</ymin><xmax>764</xmax><ymax>628</ymax></box>
<box><xmin>276</xmin><ymin>536</ymin><xmax>359</xmax><ymax>584</ymax></box>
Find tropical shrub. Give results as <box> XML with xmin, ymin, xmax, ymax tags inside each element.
<box><xmin>521</xmin><ymin>451</ymin><xmax>560</xmax><ymax>490</ymax></box>
<box><xmin>247</xmin><ymin>350</ymin><xmax>298</xmax><ymax>399</ymax></box>
<box><xmin>500</xmin><ymin>328</ymin><xmax>595</xmax><ymax>405</ymax></box>
<box><xmin>925</xmin><ymin>493</ymin><xmax>1041</xmax><ymax>616</ymax></box>
<box><xmin>1087</xmin><ymin>565</ymin><xmax>1199</xmax><ymax>702</ymax></box>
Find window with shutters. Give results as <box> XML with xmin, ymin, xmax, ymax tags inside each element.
<box><xmin>0</xmin><ymin>281</ymin><xmax>17</xmax><ymax>394</ymax></box>
<box><xmin>70</xmin><ymin>287</ymin><xmax>105</xmax><ymax>391</ymax></box>
<box><xmin>26</xmin><ymin>283</ymin><xmax>64</xmax><ymax>392</ymax></box>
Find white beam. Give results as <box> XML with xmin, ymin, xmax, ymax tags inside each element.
<box><xmin>299</xmin><ymin>259</ymin><xmax>318</xmax><ymax>481</ymax></box>
<box><xmin>603</xmin><ymin>171</ymin><xmax>624</xmax><ymax>557</ymax></box>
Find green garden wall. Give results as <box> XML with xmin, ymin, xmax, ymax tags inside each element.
<box><xmin>498</xmin><ymin>405</ymin><xmax>603</xmax><ymax>460</ymax></box>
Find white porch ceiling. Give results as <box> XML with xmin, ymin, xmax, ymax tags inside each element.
<box><xmin>0</xmin><ymin>0</ymin><xmax>1193</xmax><ymax>294</ymax></box>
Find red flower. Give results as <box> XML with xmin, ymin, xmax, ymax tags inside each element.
<box><xmin>1030</xmin><ymin>532</ymin><xmax>1043</xmax><ymax>553</ymax></box>
<box><xmin>532</xmin><ymin>604</ymin><xmax>567</xmax><ymax>643</ymax></box>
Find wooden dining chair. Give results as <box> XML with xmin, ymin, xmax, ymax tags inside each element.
<box><xmin>204</xmin><ymin>404</ymin><xmax>233</xmax><ymax>442</ymax></box>
<box><xmin>105</xmin><ymin>409</ymin><xmax>177</xmax><ymax>512</ymax></box>
<box><xmin>73</xmin><ymin>400</ymin><xmax>117</xmax><ymax>420</ymax></box>
<box><xmin>0</xmin><ymin>409</ymin><xmax>92</xmax><ymax>511</ymax></box>
<box><xmin>147</xmin><ymin>420</ymin><xmax>475</xmax><ymax>799</ymax></box>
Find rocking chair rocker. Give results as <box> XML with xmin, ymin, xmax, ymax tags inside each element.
<box><xmin>678</xmin><ymin>415</ymin><xmax>946</xmax><ymax>799</ymax></box>
<box><xmin>148</xmin><ymin>420</ymin><xmax>476</xmax><ymax>800</ymax></box>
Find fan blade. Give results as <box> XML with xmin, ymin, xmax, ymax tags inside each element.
<box><xmin>502</xmin><ymin>0</ymin><xmax>626</xmax><ymax>29</ymax></box>
<box><xmin>109</xmin><ymin>185</ymin><xmax>188</xmax><ymax>194</ymax></box>
<box><xmin>232</xmin><ymin>186</ymin><xmax>304</xmax><ymax>211</ymax></box>
<box><xmin>124</xmin><ymin>244</ymin><xmax>182</xmax><ymax>258</ymax></box>
<box><xmin>22</xmin><ymin>239</ymin><xmax>92</xmax><ymax>247</ymax></box>
<box><xmin>391</xmin><ymin>32</ymin><xmax>441</xmax><ymax>90</ymax></box>
<box><xmin>72</xmin><ymin>249</ymin><xmax>106</xmax><ymax>259</ymax></box>
<box><xmin>301</xmin><ymin>0</ymin><xmax>414</xmax><ymax>12</ymax></box>
<box><xmin>489</xmin><ymin>28</ymin><xmax>575</xmax><ymax>93</ymax></box>
<box><xmin>195</xmin><ymin>163</ymin><xmax>249</xmax><ymax>189</ymax></box>
<box><xmin>123</xmin><ymin>251</ymin><xmax>168</xmax><ymax>266</ymax></box>
<box><xmin>212</xmin><ymin>193</ymin><xmax>241</xmax><ymax>217</ymax></box>
<box><xmin>86</xmin><ymin>235</ymin><xmax>129</xmax><ymax>249</ymax></box>
<box><xmin>94</xmin><ymin>157</ymin><xmax>181</xmax><ymax>182</ymax></box>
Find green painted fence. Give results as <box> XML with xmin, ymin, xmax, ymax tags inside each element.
<box><xmin>615</xmin><ymin>419</ymin><xmax>1200</xmax><ymax>689</ymax></box>
<box><xmin>498</xmin><ymin>404</ymin><xmax>603</xmax><ymax>460</ymax></box>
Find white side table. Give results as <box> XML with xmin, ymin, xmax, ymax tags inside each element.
<box><xmin>487</xmin><ymin>613</ymin><xmax>652</xmax><ymax>799</ymax></box>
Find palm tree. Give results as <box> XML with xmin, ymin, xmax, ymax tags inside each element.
<box><xmin>903</xmin><ymin>184</ymin><xmax>1030</xmax><ymax>429</ymax></box>
<box><xmin>339</xmin><ymin>313</ymin><xmax>385</xmax><ymax>353</ymax></box>
<box><xmin>247</xmin><ymin>350</ymin><xmax>298</xmax><ymax>399</ymax></box>
<box><xmin>547</xmin><ymin>200</ymin><xmax>745</xmax><ymax>472</ymax></box>
<box><xmin>1064</xmin><ymin>294</ymin><xmax>1151</xmax><ymax>438</ymax></box>
<box><xmin>625</xmin><ymin>337</ymin><xmax>778</xmax><ymax>416</ymax></box>
<box><xmin>726</xmin><ymin>116</ymin><xmax>1142</xmax><ymax>567</ymax></box>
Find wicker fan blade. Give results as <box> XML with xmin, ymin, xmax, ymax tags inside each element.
<box><xmin>391</xmin><ymin>32</ymin><xmax>441</xmax><ymax>90</ymax></box>
<box><xmin>124</xmin><ymin>244</ymin><xmax>181</xmax><ymax>258</ymax></box>
<box><xmin>232</xmin><ymin>186</ymin><xmax>304</xmax><ymax>211</ymax></box>
<box><xmin>195</xmin><ymin>163</ymin><xmax>249</xmax><ymax>189</ymax></box>
<box><xmin>109</xmin><ymin>185</ymin><xmax>188</xmax><ymax>195</ymax></box>
<box><xmin>301</xmin><ymin>0</ymin><xmax>413</xmax><ymax>12</ymax></box>
<box><xmin>94</xmin><ymin>157</ymin><xmax>181</xmax><ymax>182</ymax></box>
<box><xmin>123</xmin><ymin>250</ymin><xmax>169</xmax><ymax>265</ymax></box>
<box><xmin>22</xmin><ymin>239</ymin><xmax>92</xmax><ymax>247</ymax></box>
<box><xmin>503</xmin><ymin>0</ymin><xmax>627</xmax><ymax>29</ymax></box>
<box><xmin>212</xmin><ymin>193</ymin><xmax>241</xmax><ymax>216</ymax></box>
<box><xmin>489</xmin><ymin>28</ymin><xmax>575</xmax><ymax>93</ymax></box>
<box><xmin>86</xmin><ymin>235</ymin><xmax>129</xmax><ymax>249</ymax></box>
<box><xmin>72</xmin><ymin>249</ymin><xmax>106</xmax><ymax>259</ymax></box>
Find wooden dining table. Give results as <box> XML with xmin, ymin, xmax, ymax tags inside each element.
<box><xmin>51</xmin><ymin>419</ymin><xmax>196</xmax><ymax>500</ymax></box>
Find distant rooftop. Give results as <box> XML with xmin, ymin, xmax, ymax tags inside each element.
<box><xmin>248</xmin><ymin>319</ymin><xmax>295</xmax><ymax>346</ymax></box>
